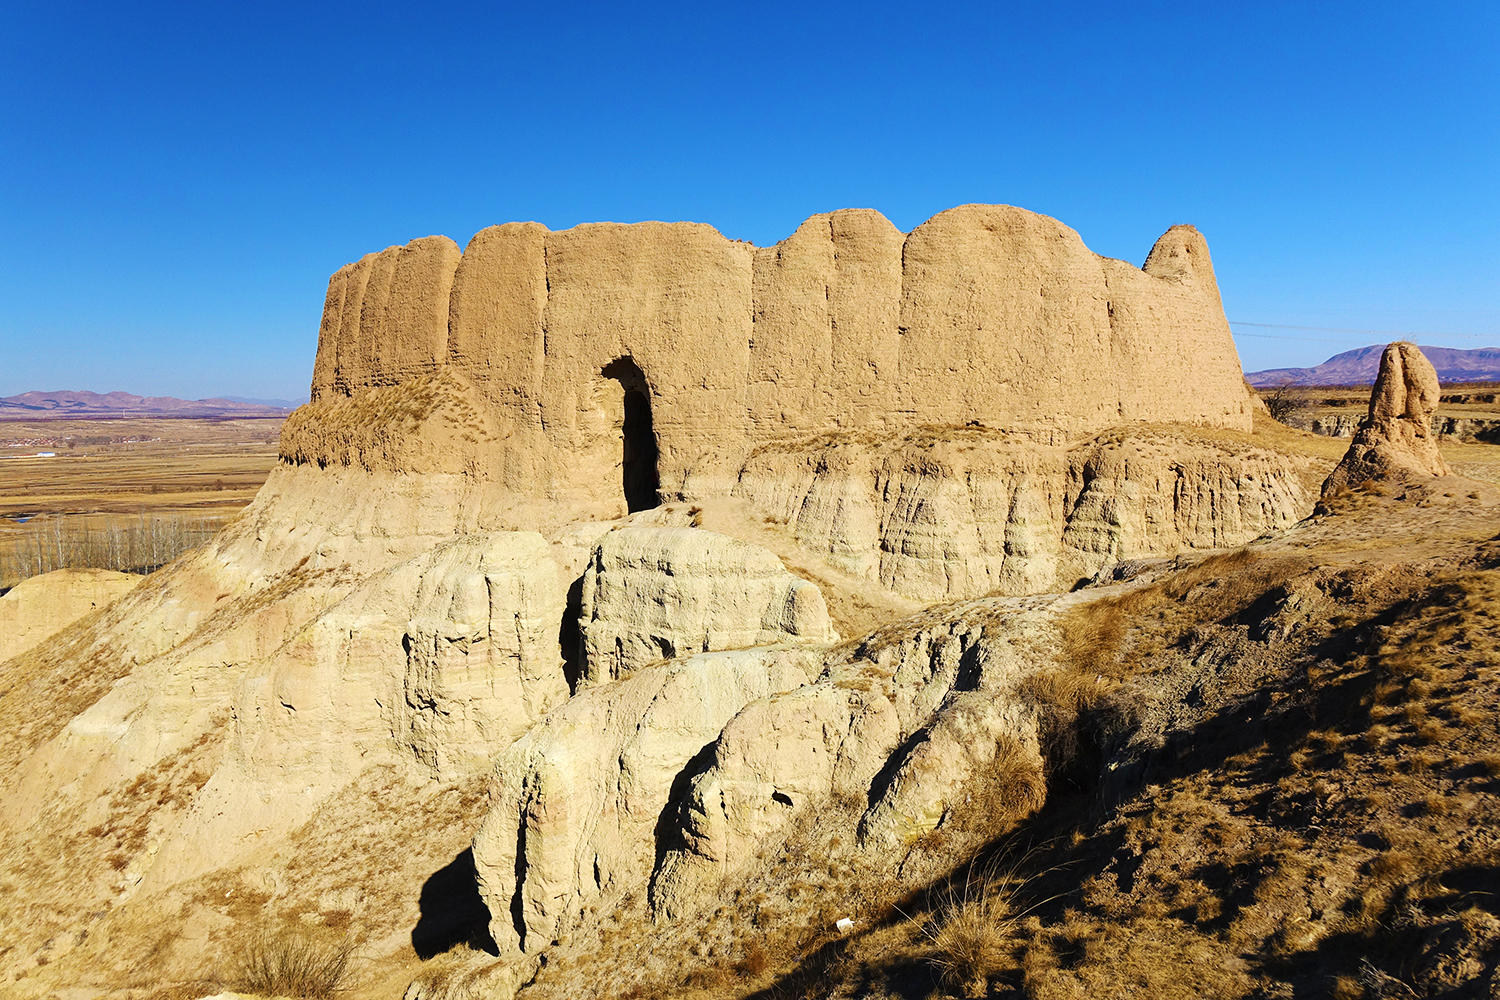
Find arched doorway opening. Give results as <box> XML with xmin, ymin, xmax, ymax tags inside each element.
<box><xmin>601</xmin><ymin>357</ymin><xmax>659</xmax><ymax>512</ymax></box>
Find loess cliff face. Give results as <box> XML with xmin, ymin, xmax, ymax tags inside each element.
<box><xmin>0</xmin><ymin>206</ymin><xmax>1353</xmax><ymax>999</ymax></box>
<box><xmin>735</xmin><ymin>425</ymin><xmax>1320</xmax><ymax>600</ymax></box>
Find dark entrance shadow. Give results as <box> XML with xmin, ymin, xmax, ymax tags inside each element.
<box><xmin>559</xmin><ymin>574</ymin><xmax>586</xmax><ymax>694</ymax></box>
<box><xmin>412</xmin><ymin>848</ymin><xmax>499</xmax><ymax>959</ymax></box>
<box><xmin>602</xmin><ymin>357</ymin><xmax>659</xmax><ymax>512</ymax></box>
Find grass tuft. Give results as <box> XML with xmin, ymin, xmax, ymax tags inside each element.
<box><xmin>230</xmin><ymin>925</ymin><xmax>354</xmax><ymax>999</ymax></box>
<box><xmin>930</xmin><ymin>889</ymin><xmax>1015</xmax><ymax>998</ymax></box>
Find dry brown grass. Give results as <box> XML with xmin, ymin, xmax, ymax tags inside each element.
<box><xmin>929</xmin><ymin>890</ymin><xmax>1015</xmax><ymax>997</ymax></box>
<box><xmin>920</xmin><ymin>858</ymin><xmax>1058</xmax><ymax>998</ymax></box>
<box><xmin>230</xmin><ymin>925</ymin><xmax>355</xmax><ymax>998</ymax></box>
<box><xmin>1019</xmin><ymin>914</ymin><xmax>1249</xmax><ymax>999</ymax></box>
<box><xmin>1062</xmin><ymin>548</ymin><xmax>1312</xmax><ymax>680</ymax></box>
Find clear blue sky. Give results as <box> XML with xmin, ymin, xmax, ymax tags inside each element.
<box><xmin>2</xmin><ymin>1</ymin><xmax>1495</xmax><ymax>401</ymax></box>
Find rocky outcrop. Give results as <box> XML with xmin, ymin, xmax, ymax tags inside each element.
<box><xmin>1277</xmin><ymin>409</ymin><xmax>1498</xmax><ymax>443</ymax></box>
<box><xmin>0</xmin><ymin>568</ymin><xmax>140</xmax><ymax>662</ymax></box>
<box><xmin>1433</xmin><ymin>415</ymin><xmax>1500</xmax><ymax>443</ymax></box>
<box><xmin>471</xmin><ymin>646</ymin><xmax>819</xmax><ymax>955</ymax></box>
<box><xmin>650</xmin><ymin>594</ymin><xmax>1065</xmax><ymax>916</ymax></box>
<box><xmin>1323</xmin><ymin>342</ymin><xmax>1452</xmax><ymax>493</ymax></box>
<box><xmin>0</xmin><ymin>204</ymin><xmax>1341</xmax><ymax>999</ymax></box>
<box><xmin>467</xmin><ymin>589</ymin><xmax>1082</xmax><ymax>960</ymax></box>
<box><xmin>146</xmin><ymin>531</ymin><xmax>569</xmax><ymax>884</ymax></box>
<box><xmin>576</xmin><ymin>527</ymin><xmax>838</xmax><ymax>684</ymax></box>
<box><xmin>1310</xmin><ymin>414</ymin><xmax>1360</xmax><ymax>438</ymax></box>
<box><xmin>735</xmin><ymin>427</ymin><xmax>1318</xmax><ymax>601</ymax></box>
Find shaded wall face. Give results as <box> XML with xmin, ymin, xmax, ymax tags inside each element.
<box><xmin>306</xmin><ymin>204</ymin><xmax>1252</xmax><ymax>504</ymax></box>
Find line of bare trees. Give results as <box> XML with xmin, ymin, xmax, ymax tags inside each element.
<box><xmin>0</xmin><ymin>513</ymin><xmax>226</xmax><ymax>590</ymax></box>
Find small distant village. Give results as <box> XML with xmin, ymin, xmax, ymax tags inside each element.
<box><xmin>0</xmin><ymin>434</ymin><xmax>157</xmax><ymax>454</ymax></box>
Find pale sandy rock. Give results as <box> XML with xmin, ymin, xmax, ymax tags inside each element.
<box><xmin>649</xmin><ymin>595</ymin><xmax>1066</xmax><ymax>914</ymax></box>
<box><xmin>149</xmin><ymin>531</ymin><xmax>567</xmax><ymax>884</ymax></box>
<box><xmin>1058</xmin><ymin>432</ymin><xmax>1314</xmax><ymax>583</ymax></box>
<box><xmin>0</xmin><ymin>203</ymin><xmax>1323</xmax><ymax>995</ymax></box>
<box><xmin>458</xmin><ymin>591</ymin><xmax>1073</xmax><ymax>937</ymax></box>
<box><xmin>446</xmin><ymin>222</ymin><xmax>549</xmax><ymax>411</ymax></box>
<box><xmin>1324</xmin><ymin>342</ymin><xmax>1452</xmax><ymax>493</ymax></box>
<box><xmin>463</xmin><ymin>595</ymin><xmax>1073</xmax><ymax>942</ymax></box>
<box><xmin>471</xmin><ymin>646</ymin><xmax>818</xmax><ymax>956</ymax></box>
<box><xmin>13</xmin><ymin>454</ymin><xmax>508</xmax><ymax>798</ymax></box>
<box><xmin>576</xmin><ymin>526</ymin><xmax>838</xmax><ymax>684</ymax></box>
<box><xmin>0</xmin><ymin>530</ymin><xmax>360</xmax><ymax>840</ymax></box>
<box><xmin>0</xmin><ymin>568</ymin><xmax>140</xmax><ymax>662</ymax></box>
<box><xmin>1</xmin><ymin>521</ymin><xmax>566</xmax><ymax>919</ymax></box>
<box><xmin>747</xmin><ymin>209</ymin><xmax>905</xmax><ymax>434</ymax></box>
<box><xmin>399</xmin><ymin>532</ymin><xmax>568</xmax><ymax>772</ymax></box>
<box><xmin>734</xmin><ymin>428</ymin><xmax>1315</xmax><ymax>601</ymax></box>
<box><xmin>312</xmin><ymin>236</ymin><xmax>462</xmax><ymax>399</ymax></box>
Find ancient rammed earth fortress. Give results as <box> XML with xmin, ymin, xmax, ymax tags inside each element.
<box><xmin>3</xmin><ymin>205</ymin><xmax>1333</xmax><ymax>999</ymax></box>
<box><xmin>293</xmin><ymin>204</ymin><xmax>1253</xmax><ymax>511</ymax></box>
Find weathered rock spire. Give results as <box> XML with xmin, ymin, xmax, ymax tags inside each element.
<box><xmin>1322</xmin><ymin>341</ymin><xmax>1451</xmax><ymax>493</ymax></box>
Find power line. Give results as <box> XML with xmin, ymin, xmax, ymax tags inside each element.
<box><xmin>1229</xmin><ymin>320</ymin><xmax>1497</xmax><ymax>344</ymax></box>
<box><xmin>1233</xmin><ymin>331</ymin><xmax>1380</xmax><ymax>345</ymax></box>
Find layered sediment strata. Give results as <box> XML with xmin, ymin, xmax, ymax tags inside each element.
<box><xmin>735</xmin><ymin>426</ymin><xmax>1317</xmax><ymax>600</ymax></box>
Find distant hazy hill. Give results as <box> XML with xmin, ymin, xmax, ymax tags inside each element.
<box><xmin>1246</xmin><ymin>344</ymin><xmax>1500</xmax><ymax>386</ymax></box>
<box><xmin>0</xmin><ymin>390</ymin><xmax>296</xmax><ymax>420</ymax></box>
<box><xmin>218</xmin><ymin>395</ymin><xmax>305</xmax><ymax>409</ymax></box>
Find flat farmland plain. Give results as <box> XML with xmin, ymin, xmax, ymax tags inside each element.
<box><xmin>0</xmin><ymin>417</ymin><xmax>282</xmax><ymax>587</ymax></box>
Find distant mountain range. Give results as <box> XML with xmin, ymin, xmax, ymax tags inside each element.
<box><xmin>1246</xmin><ymin>344</ymin><xmax>1500</xmax><ymax>387</ymax></box>
<box><xmin>0</xmin><ymin>390</ymin><xmax>302</xmax><ymax>420</ymax></box>
<box><xmin>217</xmin><ymin>395</ymin><xmax>305</xmax><ymax>409</ymax></box>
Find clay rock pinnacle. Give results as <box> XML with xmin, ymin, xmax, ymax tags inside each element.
<box><xmin>1322</xmin><ymin>342</ymin><xmax>1450</xmax><ymax>494</ymax></box>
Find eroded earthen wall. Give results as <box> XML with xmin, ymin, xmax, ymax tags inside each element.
<box><xmin>303</xmin><ymin>204</ymin><xmax>1253</xmax><ymax>502</ymax></box>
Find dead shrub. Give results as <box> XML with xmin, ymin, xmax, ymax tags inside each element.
<box><xmin>230</xmin><ymin>925</ymin><xmax>354</xmax><ymax>999</ymax></box>
<box><xmin>1263</xmin><ymin>383</ymin><xmax>1309</xmax><ymax>423</ymax></box>
<box><xmin>735</xmin><ymin>941</ymin><xmax>770</xmax><ymax>977</ymax></box>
